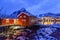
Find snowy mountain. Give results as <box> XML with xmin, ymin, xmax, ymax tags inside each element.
<box><xmin>29</xmin><ymin>27</ymin><xmax>58</xmax><ymax>40</ymax></box>
<box><xmin>9</xmin><ymin>8</ymin><xmax>36</xmax><ymax>18</ymax></box>
<box><xmin>39</xmin><ymin>13</ymin><xmax>60</xmax><ymax>18</ymax></box>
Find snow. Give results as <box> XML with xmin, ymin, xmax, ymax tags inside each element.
<box><xmin>29</xmin><ymin>27</ymin><xmax>57</xmax><ymax>40</ymax></box>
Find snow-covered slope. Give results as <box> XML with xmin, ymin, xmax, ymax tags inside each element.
<box><xmin>29</xmin><ymin>27</ymin><xmax>58</xmax><ymax>40</ymax></box>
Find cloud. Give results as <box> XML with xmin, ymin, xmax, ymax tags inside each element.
<box><xmin>26</xmin><ymin>0</ymin><xmax>49</xmax><ymax>15</ymax></box>
<box><xmin>0</xmin><ymin>0</ymin><xmax>29</xmax><ymax>15</ymax></box>
<box><xmin>26</xmin><ymin>0</ymin><xmax>60</xmax><ymax>15</ymax></box>
<box><xmin>0</xmin><ymin>0</ymin><xmax>60</xmax><ymax>15</ymax></box>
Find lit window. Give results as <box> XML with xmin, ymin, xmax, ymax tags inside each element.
<box><xmin>14</xmin><ymin>19</ymin><xmax>16</xmax><ymax>24</ymax></box>
<box><xmin>6</xmin><ymin>19</ymin><xmax>9</xmax><ymax>23</ymax></box>
<box><xmin>22</xmin><ymin>19</ymin><xmax>26</xmax><ymax>22</ymax></box>
<box><xmin>22</xmin><ymin>19</ymin><xmax>24</xmax><ymax>21</ymax></box>
<box><xmin>24</xmin><ymin>16</ymin><xmax>26</xmax><ymax>18</ymax></box>
<box><xmin>20</xmin><ymin>16</ymin><xmax>22</xmax><ymax>18</ymax></box>
<box><xmin>24</xmin><ymin>19</ymin><xmax>26</xmax><ymax>22</ymax></box>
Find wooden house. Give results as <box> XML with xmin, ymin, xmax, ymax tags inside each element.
<box><xmin>55</xmin><ymin>17</ymin><xmax>60</xmax><ymax>24</ymax></box>
<box><xmin>1</xmin><ymin>8</ymin><xmax>37</xmax><ymax>26</ymax></box>
<box><xmin>39</xmin><ymin>16</ymin><xmax>54</xmax><ymax>25</ymax></box>
<box><xmin>16</xmin><ymin>9</ymin><xmax>37</xmax><ymax>26</ymax></box>
<box><xmin>2</xmin><ymin>18</ymin><xmax>14</xmax><ymax>25</ymax></box>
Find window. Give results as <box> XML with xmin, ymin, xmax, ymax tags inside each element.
<box><xmin>22</xmin><ymin>19</ymin><xmax>26</xmax><ymax>22</ymax></box>
<box><xmin>20</xmin><ymin>16</ymin><xmax>22</xmax><ymax>18</ymax></box>
<box><xmin>24</xmin><ymin>19</ymin><xmax>26</xmax><ymax>22</ymax></box>
<box><xmin>14</xmin><ymin>19</ymin><xmax>16</xmax><ymax>24</ymax></box>
<box><xmin>6</xmin><ymin>19</ymin><xmax>9</xmax><ymax>23</ymax></box>
<box><xmin>24</xmin><ymin>16</ymin><xmax>26</xmax><ymax>18</ymax></box>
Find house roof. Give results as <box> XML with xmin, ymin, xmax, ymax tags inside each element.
<box><xmin>9</xmin><ymin>8</ymin><xmax>36</xmax><ymax>18</ymax></box>
<box><xmin>0</xmin><ymin>8</ymin><xmax>36</xmax><ymax>19</ymax></box>
<box><xmin>39</xmin><ymin>13</ymin><xmax>60</xmax><ymax>18</ymax></box>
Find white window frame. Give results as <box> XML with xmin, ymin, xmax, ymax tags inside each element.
<box><xmin>6</xmin><ymin>19</ymin><xmax>9</xmax><ymax>23</ymax></box>
<box><xmin>20</xmin><ymin>16</ymin><xmax>22</xmax><ymax>18</ymax></box>
<box><xmin>24</xmin><ymin>16</ymin><xmax>26</xmax><ymax>18</ymax></box>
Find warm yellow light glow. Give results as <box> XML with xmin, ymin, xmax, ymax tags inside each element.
<box><xmin>13</xmin><ymin>26</ymin><xmax>20</xmax><ymax>29</ymax></box>
<box><xmin>14</xmin><ymin>19</ymin><xmax>16</xmax><ymax>24</ymax></box>
<box><xmin>6</xmin><ymin>19</ymin><xmax>9</xmax><ymax>23</ymax></box>
<box><xmin>39</xmin><ymin>17</ymin><xmax>54</xmax><ymax>25</ymax></box>
<box><xmin>14</xmin><ymin>19</ymin><xmax>18</xmax><ymax>24</ymax></box>
<box><xmin>56</xmin><ymin>22</ymin><xmax>60</xmax><ymax>24</ymax></box>
<box><xmin>56</xmin><ymin>19</ymin><xmax>60</xmax><ymax>20</ymax></box>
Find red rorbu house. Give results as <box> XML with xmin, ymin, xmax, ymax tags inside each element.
<box><xmin>2</xmin><ymin>18</ymin><xmax>14</xmax><ymax>25</ymax></box>
<box><xmin>1</xmin><ymin>8</ymin><xmax>37</xmax><ymax>26</ymax></box>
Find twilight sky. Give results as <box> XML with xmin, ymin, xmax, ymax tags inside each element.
<box><xmin>0</xmin><ymin>0</ymin><xmax>60</xmax><ymax>15</ymax></box>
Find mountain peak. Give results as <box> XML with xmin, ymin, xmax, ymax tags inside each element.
<box><xmin>20</xmin><ymin>8</ymin><xmax>26</xmax><ymax>12</ymax></box>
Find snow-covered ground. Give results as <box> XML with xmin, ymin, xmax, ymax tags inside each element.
<box><xmin>52</xmin><ymin>24</ymin><xmax>60</xmax><ymax>28</ymax></box>
<box><xmin>29</xmin><ymin>27</ymin><xmax>59</xmax><ymax>40</ymax></box>
<box><xmin>36</xmin><ymin>27</ymin><xmax>57</xmax><ymax>40</ymax></box>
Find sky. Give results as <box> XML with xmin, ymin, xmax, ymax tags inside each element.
<box><xmin>0</xmin><ymin>0</ymin><xmax>60</xmax><ymax>16</ymax></box>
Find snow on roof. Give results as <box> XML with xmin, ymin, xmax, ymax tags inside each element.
<box><xmin>9</xmin><ymin>8</ymin><xmax>35</xmax><ymax>18</ymax></box>
<box><xmin>0</xmin><ymin>8</ymin><xmax>36</xmax><ymax>18</ymax></box>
